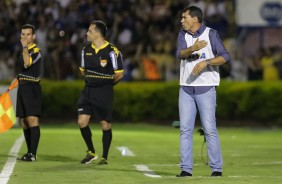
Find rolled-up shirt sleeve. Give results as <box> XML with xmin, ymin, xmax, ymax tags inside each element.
<box><xmin>176</xmin><ymin>30</ymin><xmax>187</xmax><ymax>59</ymax></box>
<box><xmin>209</xmin><ymin>29</ymin><xmax>230</xmax><ymax>63</ymax></box>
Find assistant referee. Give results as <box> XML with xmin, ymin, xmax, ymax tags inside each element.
<box><xmin>77</xmin><ymin>20</ymin><xmax>124</xmax><ymax>165</ymax></box>
<box><xmin>16</xmin><ymin>24</ymin><xmax>42</xmax><ymax>161</ymax></box>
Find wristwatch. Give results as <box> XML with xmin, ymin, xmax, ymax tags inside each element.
<box><xmin>205</xmin><ymin>59</ymin><xmax>211</xmax><ymax>65</ymax></box>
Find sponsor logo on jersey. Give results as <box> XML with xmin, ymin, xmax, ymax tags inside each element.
<box><xmin>86</xmin><ymin>53</ymin><xmax>93</xmax><ymax>56</ymax></box>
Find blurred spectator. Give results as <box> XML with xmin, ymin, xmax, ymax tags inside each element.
<box><xmin>260</xmin><ymin>47</ymin><xmax>279</xmax><ymax>81</ymax></box>
<box><xmin>273</xmin><ymin>47</ymin><xmax>282</xmax><ymax>79</ymax></box>
<box><xmin>0</xmin><ymin>51</ymin><xmax>15</xmax><ymax>80</ymax></box>
<box><xmin>230</xmin><ymin>51</ymin><xmax>247</xmax><ymax>81</ymax></box>
<box><xmin>246</xmin><ymin>55</ymin><xmax>262</xmax><ymax>81</ymax></box>
<box><xmin>122</xmin><ymin>55</ymin><xmax>140</xmax><ymax>81</ymax></box>
<box><xmin>0</xmin><ymin>18</ymin><xmax>10</xmax><ymax>50</ymax></box>
<box><xmin>35</xmin><ymin>16</ymin><xmax>47</xmax><ymax>57</ymax></box>
<box><xmin>142</xmin><ymin>55</ymin><xmax>160</xmax><ymax>81</ymax></box>
<box><xmin>45</xmin><ymin>26</ymin><xmax>61</xmax><ymax>79</ymax></box>
<box><xmin>189</xmin><ymin>0</ymin><xmax>206</xmax><ymax>14</ymax></box>
<box><xmin>205</xmin><ymin>0</ymin><xmax>228</xmax><ymax>39</ymax></box>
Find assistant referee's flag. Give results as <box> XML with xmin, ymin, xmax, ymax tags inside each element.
<box><xmin>0</xmin><ymin>80</ymin><xmax>18</xmax><ymax>133</ymax></box>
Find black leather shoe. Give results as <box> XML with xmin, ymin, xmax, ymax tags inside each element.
<box><xmin>211</xmin><ymin>171</ymin><xmax>222</xmax><ymax>176</ymax></box>
<box><xmin>176</xmin><ymin>171</ymin><xmax>192</xmax><ymax>177</ymax></box>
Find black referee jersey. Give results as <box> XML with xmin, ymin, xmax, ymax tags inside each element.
<box><xmin>79</xmin><ymin>41</ymin><xmax>124</xmax><ymax>87</ymax></box>
<box><xmin>17</xmin><ymin>43</ymin><xmax>42</xmax><ymax>83</ymax></box>
<box><xmin>16</xmin><ymin>43</ymin><xmax>42</xmax><ymax>117</ymax></box>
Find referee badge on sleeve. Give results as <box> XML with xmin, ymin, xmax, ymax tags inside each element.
<box><xmin>100</xmin><ymin>59</ymin><xmax>107</xmax><ymax>67</ymax></box>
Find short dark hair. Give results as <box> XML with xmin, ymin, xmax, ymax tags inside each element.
<box><xmin>22</xmin><ymin>24</ymin><xmax>35</xmax><ymax>34</ymax></box>
<box><xmin>183</xmin><ymin>6</ymin><xmax>203</xmax><ymax>23</ymax></box>
<box><xmin>91</xmin><ymin>20</ymin><xmax>108</xmax><ymax>38</ymax></box>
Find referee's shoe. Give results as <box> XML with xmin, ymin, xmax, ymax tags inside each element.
<box><xmin>81</xmin><ymin>151</ymin><xmax>98</xmax><ymax>164</ymax></box>
<box><xmin>21</xmin><ymin>153</ymin><xmax>36</xmax><ymax>161</ymax></box>
<box><xmin>97</xmin><ymin>157</ymin><xmax>108</xmax><ymax>165</ymax></box>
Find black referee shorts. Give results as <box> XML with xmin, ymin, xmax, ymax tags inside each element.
<box><xmin>77</xmin><ymin>85</ymin><xmax>113</xmax><ymax>122</ymax></box>
<box><xmin>16</xmin><ymin>83</ymin><xmax>42</xmax><ymax>118</ymax></box>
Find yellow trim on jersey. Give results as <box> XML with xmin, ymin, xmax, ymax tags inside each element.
<box><xmin>28</xmin><ymin>43</ymin><xmax>36</xmax><ymax>50</ymax></box>
<box><xmin>91</xmin><ymin>41</ymin><xmax>109</xmax><ymax>53</ymax></box>
<box><xmin>79</xmin><ymin>67</ymin><xmax>85</xmax><ymax>71</ymax></box>
<box><xmin>18</xmin><ymin>77</ymin><xmax>40</xmax><ymax>82</ymax></box>
<box><xmin>29</xmin><ymin>57</ymin><xmax>32</xmax><ymax>65</ymax></box>
<box><xmin>114</xmin><ymin>70</ymin><xmax>124</xmax><ymax>73</ymax></box>
<box><xmin>111</xmin><ymin>45</ymin><xmax>120</xmax><ymax>56</ymax></box>
<box><xmin>85</xmin><ymin>74</ymin><xmax>114</xmax><ymax>79</ymax></box>
<box><xmin>27</xmin><ymin>43</ymin><xmax>40</xmax><ymax>66</ymax></box>
<box><xmin>33</xmin><ymin>47</ymin><xmax>40</xmax><ymax>53</ymax></box>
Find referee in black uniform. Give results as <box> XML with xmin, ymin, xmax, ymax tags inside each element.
<box><xmin>16</xmin><ymin>24</ymin><xmax>42</xmax><ymax>161</ymax></box>
<box><xmin>77</xmin><ymin>20</ymin><xmax>124</xmax><ymax>165</ymax></box>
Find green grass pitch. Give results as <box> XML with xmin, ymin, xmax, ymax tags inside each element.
<box><xmin>1</xmin><ymin>123</ymin><xmax>282</xmax><ymax>184</ymax></box>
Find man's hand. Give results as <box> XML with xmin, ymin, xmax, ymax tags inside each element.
<box><xmin>192</xmin><ymin>60</ymin><xmax>208</xmax><ymax>75</ymax></box>
<box><xmin>180</xmin><ymin>38</ymin><xmax>208</xmax><ymax>59</ymax></box>
<box><xmin>114</xmin><ymin>72</ymin><xmax>124</xmax><ymax>85</ymax></box>
<box><xmin>191</xmin><ymin>38</ymin><xmax>208</xmax><ymax>52</ymax></box>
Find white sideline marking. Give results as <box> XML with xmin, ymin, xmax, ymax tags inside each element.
<box><xmin>135</xmin><ymin>164</ymin><xmax>161</xmax><ymax>178</ymax></box>
<box><xmin>148</xmin><ymin>164</ymin><xmax>179</xmax><ymax>167</ymax></box>
<box><xmin>0</xmin><ymin>135</ymin><xmax>24</xmax><ymax>184</ymax></box>
<box><xmin>116</xmin><ymin>146</ymin><xmax>135</xmax><ymax>156</ymax></box>
<box><xmin>252</xmin><ymin>162</ymin><xmax>282</xmax><ymax>165</ymax></box>
<box><xmin>229</xmin><ymin>175</ymin><xmax>282</xmax><ymax>179</ymax></box>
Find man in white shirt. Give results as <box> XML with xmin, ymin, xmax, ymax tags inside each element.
<box><xmin>176</xmin><ymin>5</ymin><xmax>230</xmax><ymax>177</ymax></box>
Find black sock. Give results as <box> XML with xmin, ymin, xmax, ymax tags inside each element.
<box><xmin>102</xmin><ymin>129</ymin><xmax>112</xmax><ymax>160</ymax></box>
<box><xmin>23</xmin><ymin>128</ymin><xmax>31</xmax><ymax>153</ymax></box>
<box><xmin>80</xmin><ymin>126</ymin><xmax>95</xmax><ymax>153</ymax></box>
<box><xmin>30</xmin><ymin>126</ymin><xmax>40</xmax><ymax>155</ymax></box>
